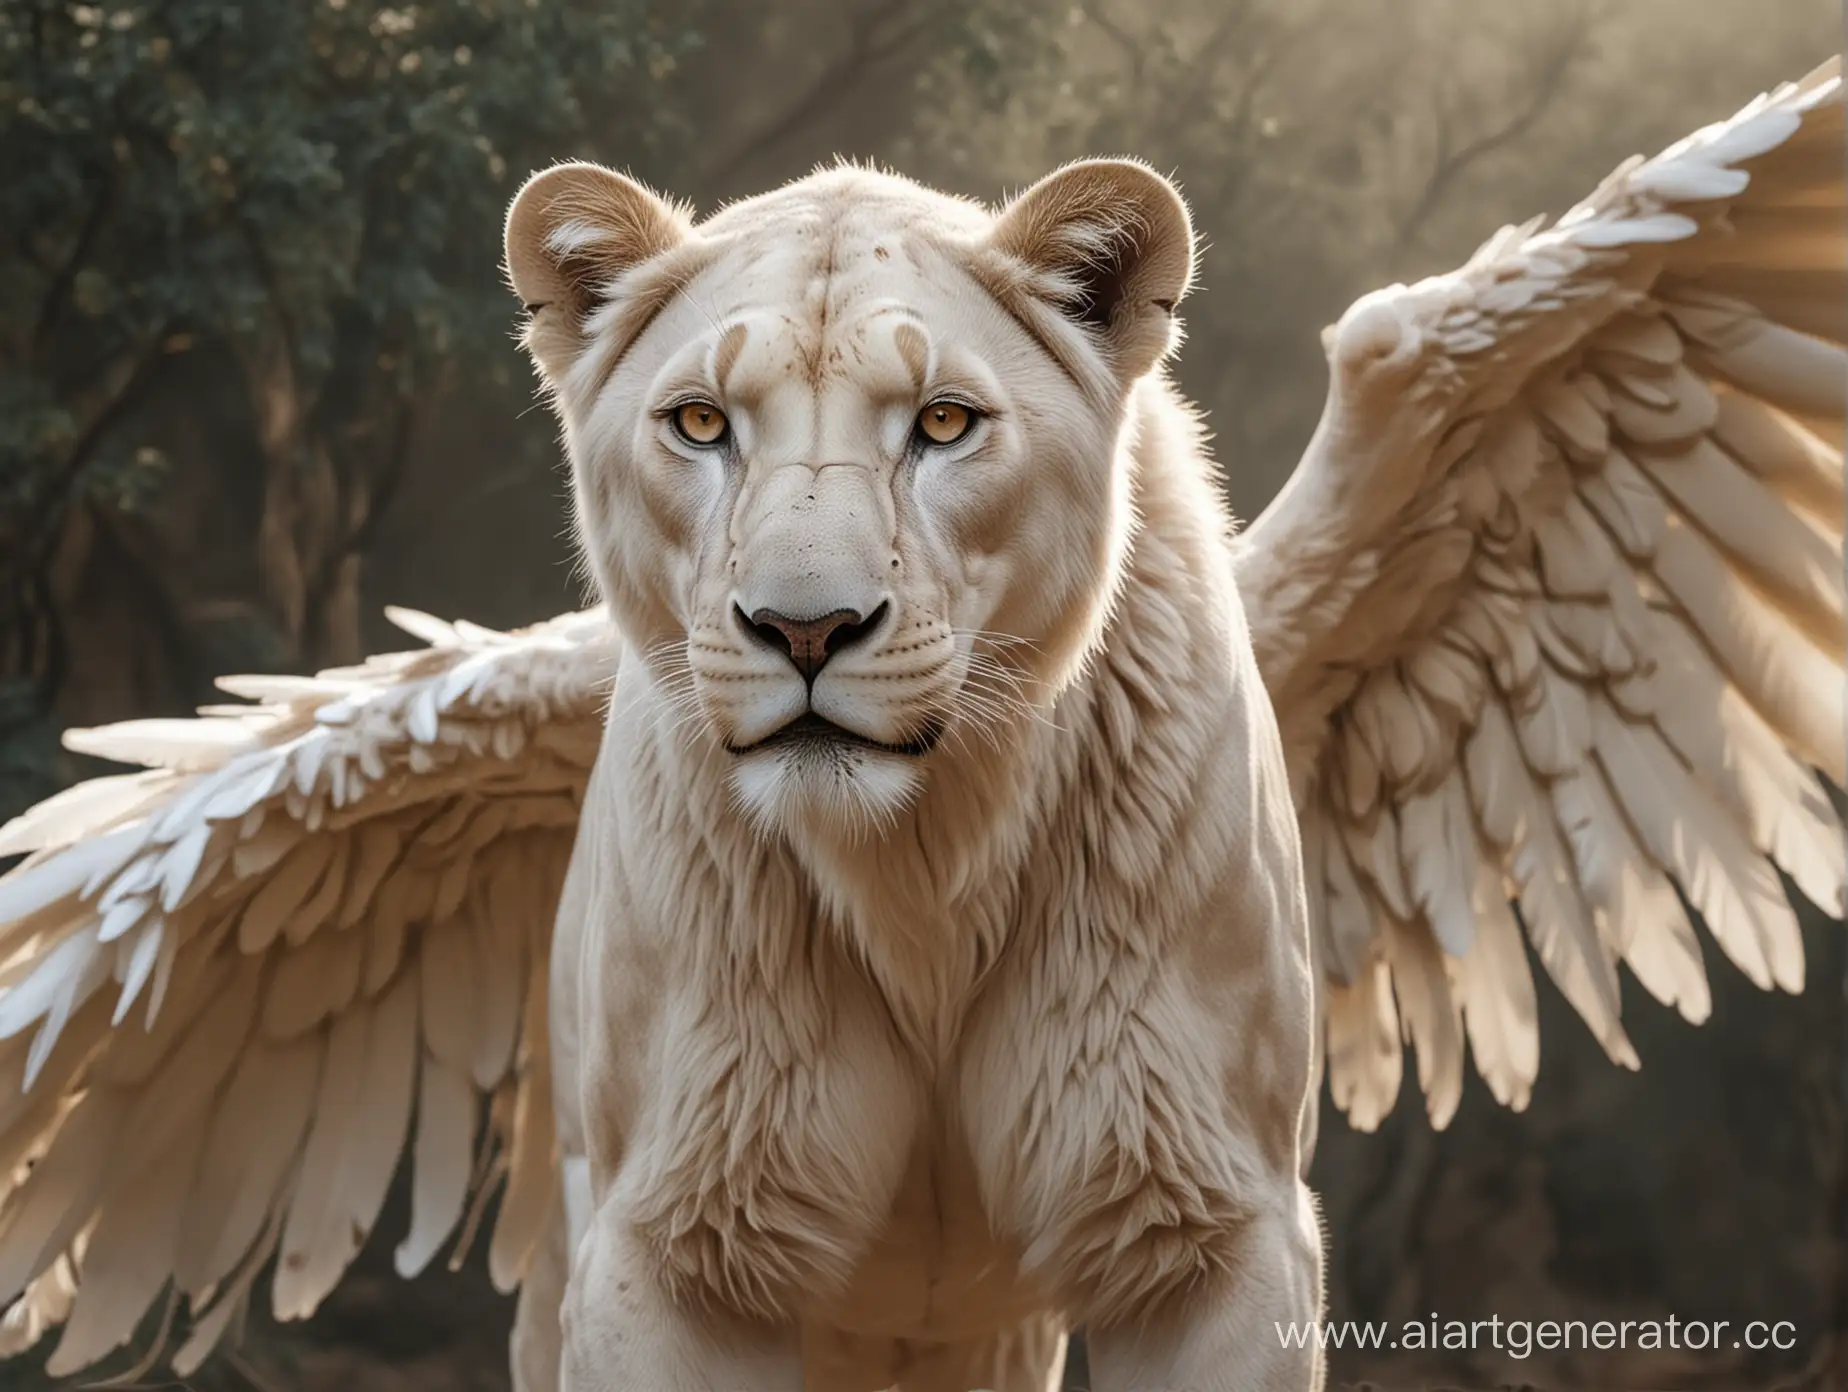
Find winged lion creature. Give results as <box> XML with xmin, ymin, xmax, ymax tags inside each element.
<box><xmin>0</xmin><ymin>57</ymin><xmax>1837</xmax><ymax>1392</ymax></box>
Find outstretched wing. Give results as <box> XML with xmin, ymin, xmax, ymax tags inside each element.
<box><xmin>1234</xmin><ymin>61</ymin><xmax>1845</xmax><ymax>1130</ymax></box>
<box><xmin>0</xmin><ymin>606</ymin><xmax>617</xmax><ymax>1374</ymax></box>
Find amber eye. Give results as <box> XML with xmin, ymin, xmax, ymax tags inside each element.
<box><xmin>673</xmin><ymin>401</ymin><xmax>729</xmax><ymax>446</ymax></box>
<box><xmin>917</xmin><ymin>401</ymin><xmax>974</xmax><ymax>446</ymax></box>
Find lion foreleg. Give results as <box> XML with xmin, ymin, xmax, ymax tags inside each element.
<box><xmin>959</xmin><ymin>906</ymin><xmax>1325</xmax><ymax>1391</ymax></box>
<box><xmin>565</xmin><ymin>964</ymin><xmax>922</xmax><ymax>1391</ymax></box>
<box><xmin>894</xmin><ymin>1319</ymin><xmax>1070</xmax><ymax>1392</ymax></box>
<box><xmin>1084</xmin><ymin>1181</ymin><xmax>1326</xmax><ymax>1392</ymax></box>
<box><xmin>510</xmin><ymin>1186</ymin><xmax>569</xmax><ymax>1392</ymax></box>
<box><xmin>560</xmin><ymin>1211</ymin><xmax>805</xmax><ymax>1392</ymax></box>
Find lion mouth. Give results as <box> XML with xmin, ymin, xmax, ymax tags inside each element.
<box><xmin>726</xmin><ymin>712</ymin><xmax>942</xmax><ymax>758</ymax></box>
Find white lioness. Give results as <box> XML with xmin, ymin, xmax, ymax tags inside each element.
<box><xmin>505</xmin><ymin>158</ymin><xmax>1326</xmax><ymax>1390</ymax></box>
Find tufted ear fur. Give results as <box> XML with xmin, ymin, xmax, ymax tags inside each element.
<box><xmin>988</xmin><ymin>159</ymin><xmax>1196</xmax><ymax>387</ymax></box>
<box><xmin>504</xmin><ymin>161</ymin><xmax>692</xmax><ymax>378</ymax></box>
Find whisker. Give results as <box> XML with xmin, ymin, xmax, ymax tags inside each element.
<box><xmin>952</xmin><ymin>625</ymin><xmax>1043</xmax><ymax>655</ymax></box>
<box><xmin>936</xmin><ymin>694</ymin><xmax>1015</xmax><ymax>753</ymax></box>
<box><xmin>948</xmin><ymin>662</ymin><xmax>1067</xmax><ymax>743</ymax></box>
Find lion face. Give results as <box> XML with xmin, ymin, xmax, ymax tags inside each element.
<box><xmin>507</xmin><ymin>161</ymin><xmax>1194</xmax><ymax>833</ymax></box>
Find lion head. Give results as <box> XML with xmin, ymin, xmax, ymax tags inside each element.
<box><xmin>506</xmin><ymin>158</ymin><xmax>1194</xmax><ymax>833</ymax></box>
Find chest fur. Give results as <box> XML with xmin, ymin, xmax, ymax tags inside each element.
<box><xmin>809</xmin><ymin>1121</ymin><xmax>1050</xmax><ymax>1341</ymax></box>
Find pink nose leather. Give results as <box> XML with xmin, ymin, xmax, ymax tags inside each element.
<box><xmin>742</xmin><ymin>605</ymin><xmax>880</xmax><ymax>681</ymax></box>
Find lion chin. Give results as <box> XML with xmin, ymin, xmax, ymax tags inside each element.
<box><xmin>725</xmin><ymin>712</ymin><xmax>938</xmax><ymax>835</ymax></box>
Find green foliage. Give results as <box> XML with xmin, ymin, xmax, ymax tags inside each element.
<box><xmin>0</xmin><ymin>0</ymin><xmax>703</xmax><ymax>821</ymax></box>
<box><xmin>2</xmin><ymin>0</ymin><xmax>696</xmax><ymax>398</ymax></box>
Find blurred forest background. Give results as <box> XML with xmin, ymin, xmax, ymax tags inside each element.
<box><xmin>0</xmin><ymin>0</ymin><xmax>1842</xmax><ymax>1388</ymax></box>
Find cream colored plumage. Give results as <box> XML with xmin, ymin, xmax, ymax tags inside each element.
<box><xmin>0</xmin><ymin>608</ymin><xmax>614</xmax><ymax>1372</ymax></box>
<box><xmin>0</xmin><ymin>59</ymin><xmax>1838</xmax><ymax>1375</ymax></box>
<box><xmin>1236</xmin><ymin>58</ymin><xmax>1845</xmax><ymax>1128</ymax></box>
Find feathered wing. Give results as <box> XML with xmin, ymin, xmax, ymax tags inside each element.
<box><xmin>0</xmin><ymin>606</ymin><xmax>617</xmax><ymax>1373</ymax></box>
<box><xmin>1234</xmin><ymin>60</ymin><xmax>1846</xmax><ymax>1130</ymax></box>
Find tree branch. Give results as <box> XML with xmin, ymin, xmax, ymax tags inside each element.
<box><xmin>1393</xmin><ymin>14</ymin><xmax>1596</xmax><ymax>251</ymax></box>
<box><xmin>234</xmin><ymin>215</ymin><xmax>308</xmax><ymax>425</ymax></box>
<box><xmin>82</xmin><ymin>501</ymin><xmax>206</xmax><ymax>702</ymax></box>
<box><xmin>25</xmin><ymin>332</ymin><xmax>171</xmax><ymax>548</ymax></box>
<box><xmin>1</xmin><ymin>331</ymin><xmax>167</xmax><ymax>707</ymax></box>
<box><xmin>32</xmin><ymin>169</ymin><xmax>115</xmax><ymax>354</ymax></box>
<box><xmin>705</xmin><ymin>0</ymin><xmax>941</xmax><ymax>186</ymax></box>
<box><xmin>1080</xmin><ymin>2</ymin><xmax>1147</xmax><ymax>85</ymax></box>
<box><xmin>1169</xmin><ymin>0</ymin><xmax>1280</xmax><ymax>144</ymax></box>
<box><xmin>346</xmin><ymin>394</ymin><xmax>419</xmax><ymax>557</ymax></box>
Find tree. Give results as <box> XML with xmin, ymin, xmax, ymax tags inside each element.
<box><xmin>0</xmin><ymin>0</ymin><xmax>702</xmax><ymax>820</ymax></box>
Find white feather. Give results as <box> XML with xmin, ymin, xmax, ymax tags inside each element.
<box><xmin>395</xmin><ymin>1057</ymin><xmax>477</xmax><ymax>1278</ymax></box>
<box><xmin>1456</xmin><ymin>856</ymin><xmax>1539</xmax><ymax>1111</ymax></box>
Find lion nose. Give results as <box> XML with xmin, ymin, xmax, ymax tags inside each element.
<box><xmin>738</xmin><ymin>602</ymin><xmax>888</xmax><ymax>682</ymax></box>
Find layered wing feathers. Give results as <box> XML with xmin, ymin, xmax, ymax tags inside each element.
<box><xmin>0</xmin><ymin>607</ymin><xmax>616</xmax><ymax>1373</ymax></box>
<box><xmin>1236</xmin><ymin>60</ymin><xmax>1846</xmax><ymax>1128</ymax></box>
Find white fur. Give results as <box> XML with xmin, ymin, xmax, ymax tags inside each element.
<box><xmin>504</xmin><ymin>158</ymin><xmax>1326</xmax><ymax>1391</ymax></box>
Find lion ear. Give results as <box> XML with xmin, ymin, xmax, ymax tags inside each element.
<box><xmin>989</xmin><ymin>159</ymin><xmax>1195</xmax><ymax>386</ymax></box>
<box><xmin>504</xmin><ymin>162</ymin><xmax>691</xmax><ymax>375</ymax></box>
